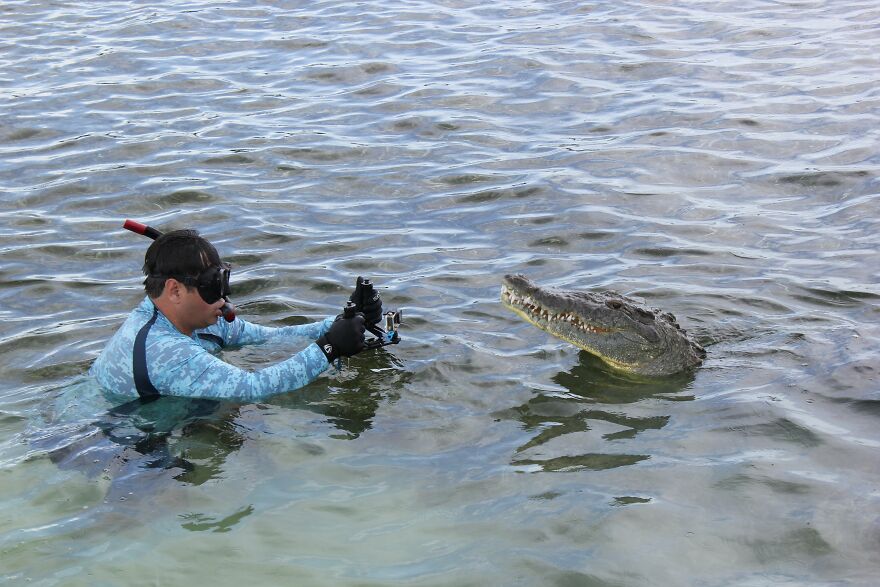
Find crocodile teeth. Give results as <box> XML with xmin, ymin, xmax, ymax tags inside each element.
<box><xmin>505</xmin><ymin>286</ymin><xmax>606</xmax><ymax>334</ymax></box>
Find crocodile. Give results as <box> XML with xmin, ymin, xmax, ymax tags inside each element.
<box><xmin>501</xmin><ymin>274</ymin><xmax>705</xmax><ymax>376</ymax></box>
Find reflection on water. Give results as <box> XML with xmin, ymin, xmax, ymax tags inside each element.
<box><xmin>45</xmin><ymin>396</ymin><xmax>241</xmax><ymax>488</ymax></box>
<box><xmin>269</xmin><ymin>348</ymin><xmax>408</xmax><ymax>439</ymax></box>
<box><xmin>27</xmin><ymin>386</ymin><xmax>244</xmax><ymax>508</ymax></box>
<box><xmin>499</xmin><ymin>352</ymin><xmax>695</xmax><ymax>472</ymax></box>
<box><xmin>29</xmin><ymin>362</ymin><xmax>404</xmax><ymax>505</ymax></box>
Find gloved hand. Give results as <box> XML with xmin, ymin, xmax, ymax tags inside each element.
<box><xmin>349</xmin><ymin>276</ymin><xmax>383</xmax><ymax>325</ymax></box>
<box><xmin>315</xmin><ymin>312</ymin><xmax>366</xmax><ymax>363</ymax></box>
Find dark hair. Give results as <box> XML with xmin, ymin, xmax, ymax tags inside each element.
<box><xmin>142</xmin><ymin>229</ymin><xmax>222</xmax><ymax>298</ymax></box>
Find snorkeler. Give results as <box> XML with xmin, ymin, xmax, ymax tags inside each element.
<box><xmin>89</xmin><ymin>224</ymin><xmax>385</xmax><ymax>401</ymax></box>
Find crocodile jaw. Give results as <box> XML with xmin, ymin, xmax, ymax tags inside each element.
<box><xmin>500</xmin><ymin>280</ymin><xmax>634</xmax><ymax>372</ymax></box>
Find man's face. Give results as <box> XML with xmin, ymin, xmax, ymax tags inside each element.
<box><xmin>179</xmin><ymin>282</ymin><xmax>226</xmax><ymax>331</ymax></box>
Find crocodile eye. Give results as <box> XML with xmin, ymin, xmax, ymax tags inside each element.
<box><xmin>606</xmin><ymin>300</ymin><xmax>623</xmax><ymax>310</ymax></box>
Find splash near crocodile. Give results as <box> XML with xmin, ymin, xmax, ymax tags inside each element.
<box><xmin>501</xmin><ymin>274</ymin><xmax>705</xmax><ymax>377</ymax></box>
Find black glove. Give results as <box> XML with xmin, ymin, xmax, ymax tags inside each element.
<box><xmin>315</xmin><ymin>312</ymin><xmax>366</xmax><ymax>363</ymax></box>
<box><xmin>349</xmin><ymin>276</ymin><xmax>383</xmax><ymax>325</ymax></box>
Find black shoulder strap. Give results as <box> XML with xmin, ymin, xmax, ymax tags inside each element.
<box><xmin>133</xmin><ymin>305</ymin><xmax>161</xmax><ymax>398</ymax></box>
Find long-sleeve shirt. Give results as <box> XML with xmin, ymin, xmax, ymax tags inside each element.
<box><xmin>89</xmin><ymin>297</ymin><xmax>334</xmax><ymax>401</ymax></box>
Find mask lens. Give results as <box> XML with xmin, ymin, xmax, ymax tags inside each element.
<box><xmin>219</xmin><ymin>266</ymin><xmax>230</xmax><ymax>298</ymax></box>
<box><xmin>196</xmin><ymin>264</ymin><xmax>230</xmax><ymax>304</ymax></box>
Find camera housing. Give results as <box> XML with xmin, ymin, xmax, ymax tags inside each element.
<box><xmin>346</xmin><ymin>277</ymin><xmax>402</xmax><ymax>350</ymax></box>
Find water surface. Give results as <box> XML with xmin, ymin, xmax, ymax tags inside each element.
<box><xmin>1</xmin><ymin>0</ymin><xmax>879</xmax><ymax>585</ymax></box>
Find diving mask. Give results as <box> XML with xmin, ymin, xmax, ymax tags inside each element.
<box><xmin>185</xmin><ymin>263</ymin><xmax>231</xmax><ymax>305</ymax></box>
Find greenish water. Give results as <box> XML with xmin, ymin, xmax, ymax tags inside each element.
<box><xmin>1</xmin><ymin>0</ymin><xmax>879</xmax><ymax>585</ymax></box>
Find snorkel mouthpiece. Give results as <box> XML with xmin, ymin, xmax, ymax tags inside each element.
<box><xmin>220</xmin><ymin>301</ymin><xmax>236</xmax><ymax>322</ymax></box>
<box><xmin>124</xmin><ymin>219</ymin><xmax>237</xmax><ymax>322</ymax></box>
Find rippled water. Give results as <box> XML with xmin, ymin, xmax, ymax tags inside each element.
<box><xmin>2</xmin><ymin>0</ymin><xmax>879</xmax><ymax>584</ymax></box>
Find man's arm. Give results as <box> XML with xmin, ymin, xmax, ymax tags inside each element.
<box><xmin>203</xmin><ymin>316</ymin><xmax>335</xmax><ymax>347</ymax></box>
<box><xmin>151</xmin><ymin>336</ymin><xmax>331</xmax><ymax>401</ymax></box>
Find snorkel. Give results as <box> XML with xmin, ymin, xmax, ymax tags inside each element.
<box><xmin>123</xmin><ymin>219</ymin><xmax>237</xmax><ymax>322</ymax></box>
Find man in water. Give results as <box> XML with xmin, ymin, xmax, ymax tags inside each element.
<box><xmin>90</xmin><ymin>229</ymin><xmax>380</xmax><ymax>401</ymax></box>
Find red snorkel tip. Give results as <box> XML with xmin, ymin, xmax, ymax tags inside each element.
<box><xmin>123</xmin><ymin>219</ymin><xmax>162</xmax><ymax>240</ymax></box>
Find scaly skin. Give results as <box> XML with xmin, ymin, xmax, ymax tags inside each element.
<box><xmin>501</xmin><ymin>274</ymin><xmax>705</xmax><ymax>377</ymax></box>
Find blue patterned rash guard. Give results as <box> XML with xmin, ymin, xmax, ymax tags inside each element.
<box><xmin>90</xmin><ymin>297</ymin><xmax>334</xmax><ymax>401</ymax></box>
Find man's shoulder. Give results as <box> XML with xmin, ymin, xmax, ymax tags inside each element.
<box><xmin>139</xmin><ymin>303</ymin><xmax>200</xmax><ymax>354</ymax></box>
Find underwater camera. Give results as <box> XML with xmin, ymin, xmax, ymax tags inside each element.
<box><xmin>343</xmin><ymin>277</ymin><xmax>402</xmax><ymax>351</ymax></box>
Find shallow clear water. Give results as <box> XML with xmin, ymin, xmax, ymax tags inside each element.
<box><xmin>1</xmin><ymin>0</ymin><xmax>879</xmax><ymax>584</ymax></box>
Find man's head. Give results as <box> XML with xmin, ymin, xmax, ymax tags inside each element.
<box><xmin>143</xmin><ymin>229</ymin><xmax>230</xmax><ymax>334</ymax></box>
<box><xmin>143</xmin><ymin>229</ymin><xmax>224</xmax><ymax>297</ymax></box>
